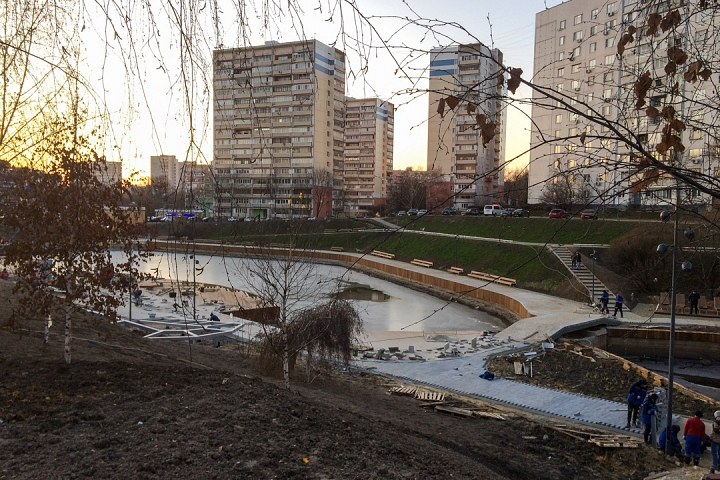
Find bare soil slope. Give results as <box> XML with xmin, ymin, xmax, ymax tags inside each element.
<box><xmin>0</xmin><ymin>282</ymin><xmax>671</xmax><ymax>479</ymax></box>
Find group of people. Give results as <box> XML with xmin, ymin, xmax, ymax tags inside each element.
<box><xmin>627</xmin><ymin>378</ymin><xmax>720</xmax><ymax>472</ymax></box>
<box><xmin>598</xmin><ymin>290</ymin><xmax>625</xmax><ymax>318</ymax></box>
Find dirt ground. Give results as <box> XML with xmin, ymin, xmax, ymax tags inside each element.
<box><xmin>0</xmin><ymin>282</ymin><xmax>676</xmax><ymax>480</ymax></box>
<box><xmin>487</xmin><ymin>347</ymin><xmax>718</xmax><ymax>416</ymax></box>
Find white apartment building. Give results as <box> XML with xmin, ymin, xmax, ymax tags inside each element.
<box><xmin>344</xmin><ymin>97</ymin><xmax>394</xmax><ymax>214</ymax></box>
<box><xmin>94</xmin><ymin>160</ymin><xmax>122</xmax><ymax>185</ymax></box>
<box><xmin>528</xmin><ymin>0</ymin><xmax>717</xmax><ymax>208</ymax></box>
<box><xmin>212</xmin><ymin>40</ymin><xmax>345</xmax><ymax>219</ymax></box>
<box><xmin>426</xmin><ymin>43</ymin><xmax>507</xmax><ymax>209</ymax></box>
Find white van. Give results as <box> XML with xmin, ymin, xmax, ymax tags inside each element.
<box><xmin>484</xmin><ymin>204</ymin><xmax>504</xmax><ymax>216</ymax></box>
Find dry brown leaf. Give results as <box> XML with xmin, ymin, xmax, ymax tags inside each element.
<box><xmin>631</xmin><ymin>168</ymin><xmax>662</xmax><ymax>193</ymax></box>
<box><xmin>634</xmin><ymin>71</ymin><xmax>652</xmax><ymax>109</ymax></box>
<box><xmin>445</xmin><ymin>95</ymin><xmax>460</xmax><ymax>110</ymax></box>
<box><xmin>661</xmin><ymin>105</ymin><xmax>676</xmax><ymax>121</ymax></box>
<box><xmin>437</xmin><ymin>98</ymin><xmax>446</xmax><ymax>118</ymax></box>
<box><xmin>497</xmin><ymin>74</ymin><xmax>505</xmax><ymax>87</ymax></box>
<box><xmin>636</xmin><ymin>98</ymin><xmax>647</xmax><ymax>109</ymax></box>
<box><xmin>466</xmin><ymin>103</ymin><xmax>476</xmax><ymax>115</ymax></box>
<box><xmin>579</xmin><ymin>132</ymin><xmax>587</xmax><ymax>144</ymax></box>
<box><xmin>656</xmin><ymin>141</ymin><xmax>669</xmax><ymax>155</ymax></box>
<box><xmin>647</xmin><ymin>13</ymin><xmax>662</xmax><ymax>36</ymax></box>
<box><xmin>664</xmin><ymin>61</ymin><xmax>677</xmax><ymax>76</ymax></box>
<box><xmin>667</xmin><ymin>46</ymin><xmax>688</xmax><ymax>65</ymax></box>
<box><xmin>700</xmin><ymin>68</ymin><xmax>712</xmax><ymax>81</ymax></box>
<box><xmin>507</xmin><ymin>68</ymin><xmax>523</xmax><ymax>95</ymax></box>
<box><xmin>646</xmin><ymin>106</ymin><xmax>660</xmax><ymax>119</ymax></box>
<box><xmin>660</xmin><ymin>10</ymin><xmax>681</xmax><ymax>32</ymax></box>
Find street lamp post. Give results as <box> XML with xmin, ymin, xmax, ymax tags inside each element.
<box><xmin>657</xmin><ymin>197</ymin><xmax>694</xmax><ymax>454</ymax></box>
<box><xmin>455</xmin><ymin>234</ymin><xmax>459</xmax><ymax>268</ymax></box>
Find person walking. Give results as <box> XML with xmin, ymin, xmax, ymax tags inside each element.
<box><xmin>600</xmin><ymin>290</ymin><xmax>610</xmax><ymax>314</ymax></box>
<box><xmin>684</xmin><ymin>410</ymin><xmax>706</xmax><ymax>466</ymax></box>
<box><xmin>711</xmin><ymin>410</ymin><xmax>720</xmax><ymax>474</ymax></box>
<box><xmin>574</xmin><ymin>251</ymin><xmax>582</xmax><ymax>270</ymax></box>
<box><xmin>626</xmin><ymin>379</ymin><xmax>648</xmax><ymax>428</ymax></box>
<box><xmin>641</xmin><ymin>393</ymin><xmax>658</xmax><ymax>445</ymax></box>
<box><xmin>613</xmin><ymin>292</ymin><xmax>625</xmax><ymax>318</ymax></box>
<box><xmin>689</xmin><ymin>291</ymin><xmax>701</xmax><ymax>315</ymax></box>
<box><xmin>659</xmin><ymin>425</ymin><xmax>683</xmax><ymax>461</ymax></box>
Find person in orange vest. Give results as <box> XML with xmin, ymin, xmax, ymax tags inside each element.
<box><xmin>684</xmin><ymin>410</ymin><xmax>706</xmax><ymax>466</ymax></box>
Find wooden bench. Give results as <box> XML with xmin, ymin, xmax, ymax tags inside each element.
<box><xmin>468</xmin><ymin>270</ymin><xmax>517</xmax><ymax>287</ymax></box>
<box><xmin>330</xmin><ymin>246</ymin><xmax>344</xmax><ymax>252</ymax></box>
<box><xmin>371</xmin><ymin>250</ymin><xmax>395</xmax><ymax>260</ymax></box>
<box><xmin>324</xmin><ymin>229</ymin><xmax>337</xmax><ymax>233</ymax></box>
<box><xmin>268</xmin><ymin>243</ymin><xmax>295</xmax><ymax>249</ymax></box>
<box><xmin>338</xmin><ymin>228</ymin><xmax>353</xmax><ymax>232</ymax></box>
<box><xmin>411</xmin><ymin>259</ymin><xmax>434</xmax><ymax>268</ymax></box>
<box><xmin>447</xmin><ymin>266</ymin><xmax>464</xmax><ymax>275</ymax></box>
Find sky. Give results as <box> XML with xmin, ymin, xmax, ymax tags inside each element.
<box><xmin>80</xmin><ymin>0</ymin><xmax>561</xmax><ymax>178</ymax></box>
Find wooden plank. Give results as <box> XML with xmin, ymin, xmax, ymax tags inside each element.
<box><xmin>435</xmin><ymin>406</ymin><xmax>474</xmax><ymax>417</ymax></box>
<box><xmin>474</xmin><ymin>411</ymin><xmax>505</xmax><ymax>420</ymax></box>
<box><xmin>389</xmin><ymin>386</ymin><xmax>417</xmax><ymax>396</ymax></box>
<box><xmin>415</xmin><ymin>390</ymin><xmax>445</xmax><ymax>401</ymax></box>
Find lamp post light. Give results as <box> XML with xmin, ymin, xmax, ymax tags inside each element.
<box><xmin>657</xmin><ymin>208</ymin><xmax>694</xmax><ymax>455</ymax></box>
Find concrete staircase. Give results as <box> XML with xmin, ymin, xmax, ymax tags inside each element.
<box><xmin>550</xmin><ymin>245</ymin><xmax>615</xmax><ymax>311</ymax></box>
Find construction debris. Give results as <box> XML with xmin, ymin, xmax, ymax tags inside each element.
<box><xmin>435</xmin><ymin>406</ymin><xmax>474</xmax><ymax>417</ymax></box>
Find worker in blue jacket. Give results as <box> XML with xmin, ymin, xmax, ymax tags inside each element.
<box><xmin>642</xmin><ymin>393</ymin><xmax>659</xmax><ymax>444</ymax></box>
<box><xmin>626</xmin><ymin>378</ymin><xmax>648</xmax><ymax>428</ymax></box>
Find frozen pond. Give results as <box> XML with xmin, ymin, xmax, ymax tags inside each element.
<box><xmin>113</xmin><ymin>250</ymin><xmax>504</xmax><ymax>333</ymax></box>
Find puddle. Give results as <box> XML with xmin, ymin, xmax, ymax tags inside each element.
<box><xmin>335</xmin><ymin>282</ymin><xmax>393</xmax><ymax>302</ymax></box>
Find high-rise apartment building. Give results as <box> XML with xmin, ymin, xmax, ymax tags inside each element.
<box><xmin>344</xmin><ymin>97</ymin><xmax>394</xmax><ymax>214</ymax></box>
<box><xmin>94</xmin><ymin>161</ymin><xmax>122</xmax><ymax>185</ymax></box>
<box><xmin>527</xmin><ymin>0</ymin><xmax>716</xmax><ymax>207</ymax></box>
<box><xmin>150</xmin><ymin>155</ymin><xmax>179</xmax><ymax>189</ymax></box>
<box><xmin>212</xmin><ymin>40</ymin><xmax>345</xmax><ymax>219</ymax></box>
<box><xmin>426</xmin><ymin>43</ymin><xmax>507</xmax><ymax>209</ymax></box>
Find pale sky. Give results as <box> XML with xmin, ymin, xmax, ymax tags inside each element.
<box><xmin>80</xmin><ymin>0</ymin><xmax>561</xmax><ymax>178</ymax></box>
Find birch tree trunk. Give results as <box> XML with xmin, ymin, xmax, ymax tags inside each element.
<box><xmin>64</xmin><ymin>308</ymin><xmax>72</xmax><ymax>364</ymax></box>
<box><xmin>44</xmin><ymin>315</ymin><xmax>52</xmax><ymax>344</ymax></box>
<box><xmin>282</xmin><ymin>341</ymin><xmax>290</xmax><ymax>390</ymax></box>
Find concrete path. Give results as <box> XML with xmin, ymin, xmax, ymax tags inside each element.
<box><xmin>359</xmin><ymin>344</ymin><xmax>643</xmax><ymax>433</ymax></box>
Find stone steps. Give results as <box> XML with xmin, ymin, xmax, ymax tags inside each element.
<box><xmin>550</xmin><ymin>245</ymin><xmax>615</xmax><ymax>310</ymax></box>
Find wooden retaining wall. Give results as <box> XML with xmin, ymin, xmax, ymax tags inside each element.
<box><xmin>151</xmin><ymin>240</ymin><xmax>532</xmax><ymax>320</ymax></box>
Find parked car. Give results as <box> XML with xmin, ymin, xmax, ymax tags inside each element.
<box><xmin>407</xmin><ymin>209</ymin><xmax>419</xmax><ymax>216</ymax></box>
<box><xmin>417</xmin><ymin>209</ymin><xmax>428</xmax><ymax>216</ymax></box>
<box><xmin>227</xmin><ymin>216</ymin><xmax>237</xmax><ymax>222</ymax></box>
<box><xmin>483</xmin><ymin>204</ymin><xmax>504</xmax><ymax>216</ymax></box>
<box><xmin>548</xmin><ymin>209</ymin><xmax>567</xmax><ymax>218</ymax></box>
<box><xmin>397</xmin><ymin>211</ymin><xmax>407</xmax><ymax>216</ymax></box>
<box><xmin>580</xmin><ymin>209</ymin><xmax>597</xmax><ymax>219</ymax></box>
<box><xmin>441</xmin><ymin>207</ymin><xmax>457</xmax><ymax>215</ymax></box>
<box><xmin>511</xmin><ymin>208</ymin><xmax>530</xmax><ymax>218</ymax></box>
<box><xmin>465</xmin><ymin>207</ymin><xmax>481</xmax><ymax>216</ymax></box>
<box><xmin>201</xmin><ymin>216</ymin><xmax>213</xmax><ymax>222</ymax></box>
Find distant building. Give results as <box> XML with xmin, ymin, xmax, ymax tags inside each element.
<box><xmin>94</xmin><ymin>160</ymin><xmax>122</xmax><ymax>185</ymax></box>
<box><xmin>212</xmin><ymin>39</ymin><xmax>346</xmax><ymax>219</ymax></box>
<box><xmin>150</xmin><ymin>155</ymin><xmax>180</xmax><ymax>189</ymax></box>
<box><xmin>344</xmin><ymin>97</ymin><xmax>394</xmax><ymax>214</ymax></box>
<box><xmin>426</xmin><ymin>43</ymin><xmax>507</xmax><ymax>209</ymax></box>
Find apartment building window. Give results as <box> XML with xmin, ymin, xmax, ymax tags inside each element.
<box><xmin>603</xmin><ymin>88</ymin><xmax>613</xmax><ymax>99</ymax></box>
<box><xmin>558</xmin><ymin>67</ymin><xmax>565</xmax><ymax>76</ymax></box>
<box><xmin>589</xmin><ymin>42</ymin><xmax>597</xmax><ymax>53</ymax></box>
<box><xmin>602</xmin><ymin>105</ymin><xmax>612</xmax><ymax>116</ymax></box>
<box><xmin>569</xmin><ymin>127</ymin><xmax>578</xmax><ymax>136</ymax></box>
<box><xmin>587</xmin><ymin>92</ymin><xmax>594</xmax><ymax>102</ymax></box>
<box><xmin>588</xmin><ymin>75</ymin><xmax>595</xmax><ymax>85</ymax></box>
<box><xmin>604</xmin><ymin>54</ymin><xmax>615</xmax><ymax>65</ymax></box>
<box><xmin>571</xmin><ymin>96</ymin><xmax>578</xmax><ymax>105</ymax></box>
<box><xmin>603</xmin><ymin>71</ymin><xmax>614</xmax><ymax>82</ymax></box>
<box><xmin>569</xmin><ymin>159</ymin><xmax>577</xmax><ymax>167</ymax></box>
<box><xmin>696</xmin><ymin>30</ymin><xmax>708</xmax><ymax>42</ymax></box>
<box><xmin>572</xmin><ymin>64</ymin><xmax>581</xmax><ymax>73</ymax></box>
<box><xmin>555</xmin><ymin>129</ymin><xmax>561</xmax><ymax>138</ymax></box>
<box><xmin>572</xmin><ymin>80</ymin><xmax>580</xmax><ymax>90</ymax></box>
<box><xmin>591</xmin><ymin>25</ymin><xmax>599</xmax><ymax>35</ymax></box>
<box><xmin>554</xmin><ymin>145</ymin><xmax>562</xmax><ymax>154</ymax></box>
<box><xmin>559</xmin><ymin>20</ymin><xmax>566</xmax><ymax>30</ymax></box>
<box><xmin>573</xmin><ymin>31</ymin><xmax>583</xmax><ymax>41</ymax></box>
<box><xmin>689</xmin><ymin>148</ymin><xmax>702</xmax><ymax>158</ymax></box>
<box><xmin>605</xmin><ymin>37</ymin><xmax>615</xmax><ymax>48</ymax></box>
<box><xmin>557</xmin><ymin>83</ymin><xmax>564</xmax><ymax>91</ymax></box>
<box><xmin>572</xmin><ymin>46</ymin><xmax>581</xmax><ymax>57</ymax></box>
<box><xmin>605</xmin><ymin>19</ymin><xmax>616</xmax><ymax>30</ymax></box>
<box><xmin>555</xmin><ymin>114</ymin><xmax>563</xmax><ymax>123</ymax></box>
<box><xmin>607</xmin><ymin>2</ymin><xmax>617</xmax><ymax>14</ymax></box>
<box><xmin>558</xmin><ymin>51</ymin><xmax>565</xmax><ymax>61</ymax></box>
<box><xmin>690</xmin><ymin>129</ymin><xmax>703</xmax><ymax>140</ymax></box>
<box><xmin>559</xmin><ymin>36</ymin><xmax>566</xmax><ymax>46</ymax></box>
<box><xmin>591</xmin><ymin>8</ymin><xmax>599</xmax><ymax>19</ymax></box>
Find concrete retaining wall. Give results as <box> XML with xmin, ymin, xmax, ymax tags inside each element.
<box><xmin>605</xmin><ymin>327</ymin><xmax>720</xmax><ymax>359</ymax></box>
<box><xmin>151</xmin><ymin>240</ymin><xmax>532</xmax><ymax>320</ymax></box>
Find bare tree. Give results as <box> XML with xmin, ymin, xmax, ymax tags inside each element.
<box><xmin>234</xmin><ymin>235</ymin><xmax>351</xmax><ymax>389</ymax></box>
<box><xmin>2</xmin><ymin>119</ymin><xmax>149</xmax><ymax>363</ymax></box>
<box><xmin>502</xmin><ymin>167</ymin><xmax>529</xmax><ymax>207</ymax></box>
<box><xmin>312</xmin><ymin>168</ymin><xmax>334</xmax><ymax>218</ymax></box>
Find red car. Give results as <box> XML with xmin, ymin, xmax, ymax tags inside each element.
<box><xmin>580</xmin><ymin>209</ymin><xmax>597</xmax><ymax>219</ymax></box>
<box><xmin>548</xmin><ymin>209</ymin><xmax>567</xmax><ymax>218</ymax></box>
